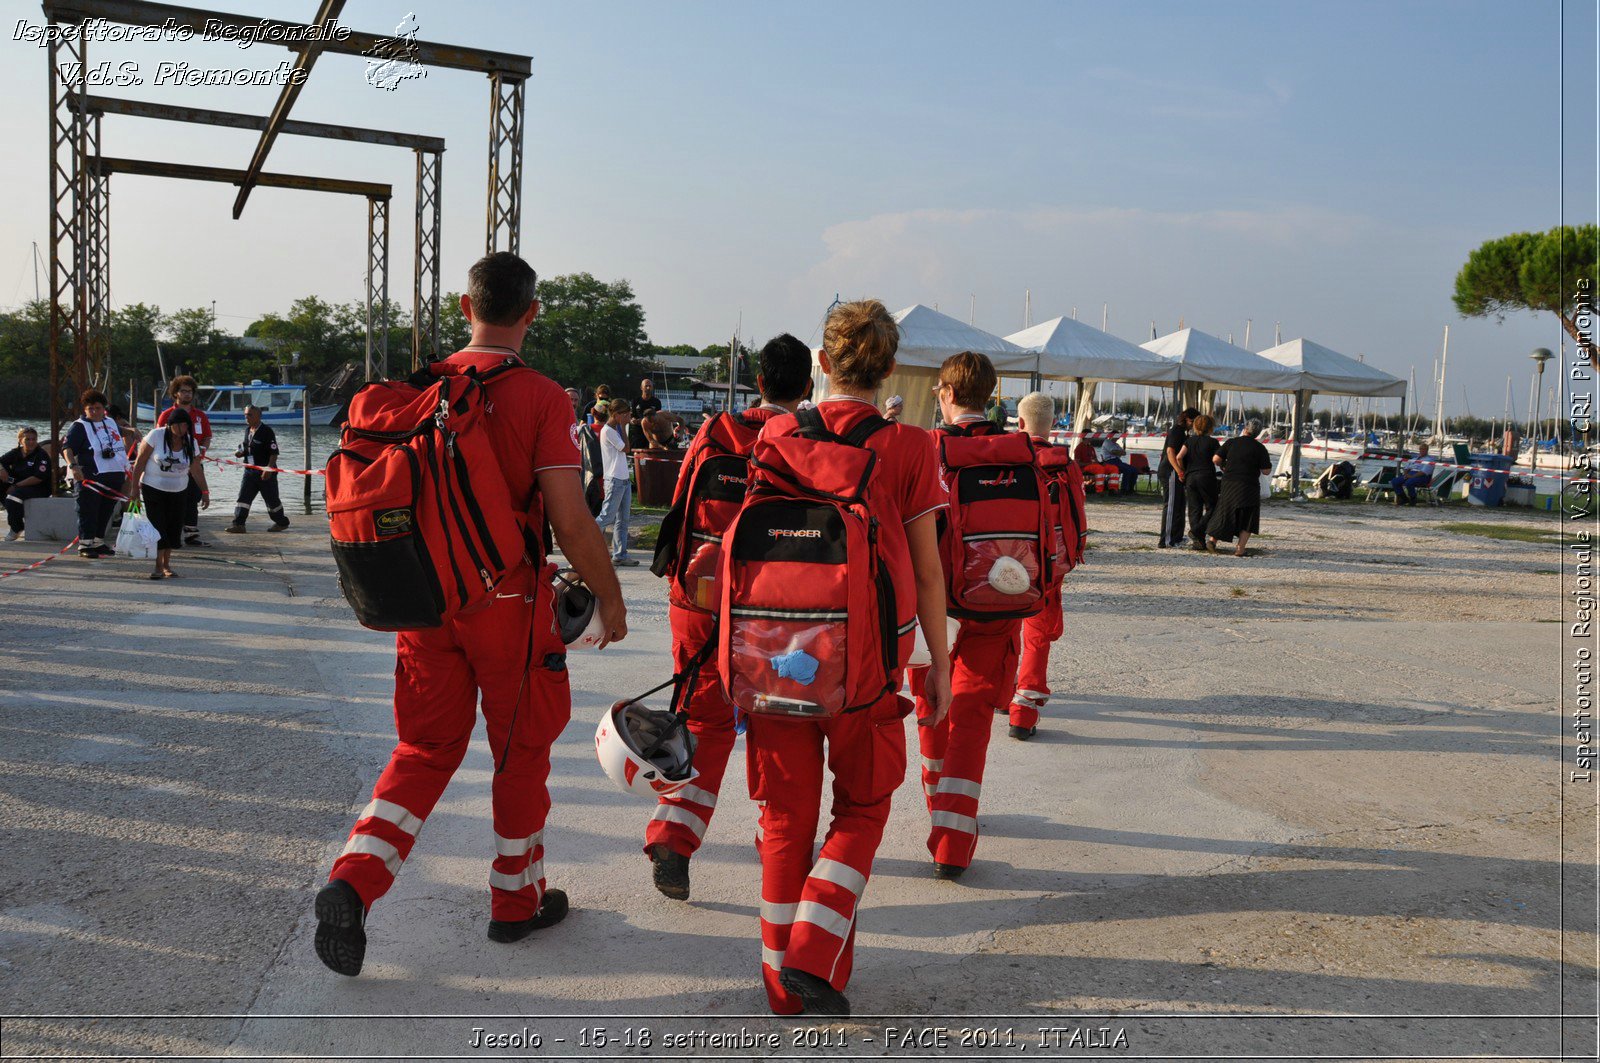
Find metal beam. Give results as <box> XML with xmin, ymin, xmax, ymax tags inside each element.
<box><xmin>98</xmin><ymin>156</ymin><xmax>391</xmax><ymax>199</ymax></box>
<box><xmin>413</xmin><ymin>150</ymin><xmax>442</xmax><ymax>370</ymax></box>
<box><xmin>41</xmin><ymin>0</ymin><xmax>532</xmax><ymax>77</ymax></box>
<box><xmin>366</xmin><ymin>197</ymin><xmax>389</xmax><ymax>381</ymax></box>
<box><xmin>78</xmin><ymin>94</ymin><xmax>445</xmax><ymax>152</ymax></box>
<box><xmin>232</xmin><ymin>0</ymin><xmax>345</xmax><ymax>219</ymax></box>
<box><xmin>486</xmin><ymin>73</ymin><xmax>525</xmax><ymax>254</ymax></box>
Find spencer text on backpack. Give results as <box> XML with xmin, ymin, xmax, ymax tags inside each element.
<box><xmin>937</xmin><ymin>427</ymin><xmax>1052</xmax><ymax>620</ymax></box>
<box><xmin>716</xmin><ymin>409</ymin><xmax>901</xmax><ymax>719</ymax></box>
<box><xmin>650</xmin><ymin>411</ymin><xmax>765</xmax><ymax>612</ymax></box>
<box><xmin>325</xmin><ymin>361</ymin><xmax>533</xmax><ymax>631</ymax></box>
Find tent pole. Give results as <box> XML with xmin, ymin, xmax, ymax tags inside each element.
<box><xmin>1289</xmin><ymin>389</ymin><xmax>1306</xmax><ymax>497</ymax></box>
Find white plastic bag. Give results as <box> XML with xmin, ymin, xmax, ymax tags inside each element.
<box><xmin>116</xmin><ymin>502</ymin><xmax>160</xmax><ymax>559</ymax></box>
<box><xmin>1259</xmin><ymin>477</ymin><xmax>1272</xmax><ymax>500</ymax></box>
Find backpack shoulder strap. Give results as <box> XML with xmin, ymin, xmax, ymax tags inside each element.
<box><xmin>843</xmin><ymin>414</ymin><xmax>890</xmax><ymax>448</ymax></box>
<box><xmin>794</xmin><ymin>406</ymin><xmax>828</xmax><ymax>437</ymax></box>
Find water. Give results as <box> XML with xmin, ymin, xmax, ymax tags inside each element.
<box><xmin>0</xmin><ymin>417</ymin><xmax>343</xmax><ymax>515</ymax></box>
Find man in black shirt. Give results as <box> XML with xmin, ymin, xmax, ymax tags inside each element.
<box><xmin>225</xmin><ymin>405</ymin><xmax>290</xmax><ymax>533</ymax></box>
<box><xmin>1158</xmin><ymin>407</ymin><xmax>1199</xmax><ymax>547</ymax></box>
<box><xmin>628</xmin><ymin>377</ymin><xmax>663</xmax><ymax>450</ymax></box>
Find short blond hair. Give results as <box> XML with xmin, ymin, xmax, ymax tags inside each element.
<box><xmin>1017</xmin><ymin>392</ymin><xmax>1054</xmax><ymax>436</ymax></box>
<box><xmin>822</xmin><ymin>299</ymin><xmax>899</xmax><ymax>391</ymax></box>
<box><xmin>938</xmin><ymin>351</ymin><xmax>997</xmax><ymax>411</ymax></box>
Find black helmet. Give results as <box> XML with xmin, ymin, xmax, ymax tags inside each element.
<box><xmin>552</xmin><ymin>571</ymin><xmax>597</xmax><ymax>646</ymax></box>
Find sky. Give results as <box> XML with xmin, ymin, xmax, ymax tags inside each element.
<box><xmin>0</xmin><ymin>0</ymin><xmax>1594</xmax><ymax>416</ymax></box>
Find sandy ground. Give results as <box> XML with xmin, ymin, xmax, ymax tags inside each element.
<box><xmin>0</xmin><ymin>493</ymin><xmax>1594</xmax><ymax>1061</ymax></box>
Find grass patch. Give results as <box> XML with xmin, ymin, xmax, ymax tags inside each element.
<box><xmin>1230</xmin><ymin>586</ymin><xmax>1247</xmax><ymax>597</ymax></box>
<box><xmin>1120</xmin><ymin>545</ymin><xmax>1155</xmax><ymax>552</ymax></box>
<box><xmin>1534</xmin><ymin>568</ymin><xmax>1559</xmax><ymax>575</ymax></box>
<box><xmin>1442</xmin><ymin>522</ymin><xmax>1562</xmax><ymax>545</ymax></box>
<box><xmin>632</xmin><ymin>521</ymin><xmax>662</xmax><ymax>551</ymax></box>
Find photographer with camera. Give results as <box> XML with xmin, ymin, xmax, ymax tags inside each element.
<box><xmin>62</xmin><ymin>390</ymin><xmax>132</xmax><ymax>558</ymax></box>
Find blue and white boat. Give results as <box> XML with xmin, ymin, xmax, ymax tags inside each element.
<box><xmin>137</xmin><ymin>381</ymin><xmax>342</xmax><ymax>427</ymax></box>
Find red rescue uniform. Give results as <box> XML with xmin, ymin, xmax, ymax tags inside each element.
<box><xmin>1011</xmin><ymin>580</ymin><xmax>1062</xmax><ymax>730</ymax></box>
<box><xmin>645</xmin><ymin>405</ymin><xmax>787</xmax><ymax>859</ymax></box>
<box><xmin>327</xmin><ymin>347</ymin><xmax>581</xmax><ymax>923</ymax></box>
<box><xmin>913</xmin><ymin>418</ymin><xmax>1023</xmax><ymax>869</ymax></box>
<box><xmin>747</xmin><ymin>396</ymin><xmax>945</xmax><ymax>1014</ymax></box>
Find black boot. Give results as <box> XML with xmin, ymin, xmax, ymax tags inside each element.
<box><xmin>650</xmin><ymin>845</ymin><xmax>690</xmax><ymax>900</ymax></box>
<box><xmin>487</xmin><ymin>888</ymin><xmax>569</xmax><ymax>943</ymax></box>
<box><xmin>779</xmin><ymin>967</ymin><xmax>850</xmax><ymax>1016</ymax></box>
<box><xmin>313</xmin><ymin>879</ymin><xmax>367</xmax><ymax>977</ymax></box>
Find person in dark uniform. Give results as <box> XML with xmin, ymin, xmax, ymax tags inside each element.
<box><xmin>1</xmin><ymin>427</ymin><xmax>52</xmax><ymax>541</ymax></box>
<box><xmin>1158</xmin><ymin>407</ymin><xmax>1198</xmax><ymax>547</ymax></box>
<box><xmin>1207</xmin><ymin>419</ymin><xmax>1274</xmax><ymax>557</ymax></box>
<box><xmin>1175</xmin><ymin>414</ymin><xmax>1220</xmax><ymax>551</ymax></box>
<box><xmin>225</xmin><ymin>405</ymin><xmax>291</xmax><ymax>533</ymax></box>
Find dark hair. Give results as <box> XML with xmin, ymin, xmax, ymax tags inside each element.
<box><xmin>81</xmin><ymin>388</ymin><xmax>108</xmax><ymax>407</ymax></box>
<box><xmin>169</xmin><ymin>375</ymin><xmax>197</xmax><ymax>398</ymax></box>
<box><xmin>163</xmin><ymin>406</ymin><xmax>196</xmax><ymax>458</ymax></box>
<box><xmin>758</xmin><ymin>333</ymin><xmax>813</xmax><ymax>403</ymax></box>
<box><xmin>466</xmin><ymin>252</ymin><xmax>538</xmax><ymax>327</ymax></box>
<box><xmin>1180</xmin><ymin>407</ymin><xmax>1200</xmax><ymax>420</ymax></box>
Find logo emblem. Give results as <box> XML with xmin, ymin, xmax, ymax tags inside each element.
<box><xmin>568</xmin><ymin>422</ymin><xmax>582</xmax><ymax>451</ymax></box>
<box><xmin>768</xmin><ymin>527</ymin><xmax>822</xmax><ymax>539</ymax></box>
<box><xmin>375</xmin><ymin>507</ymin><xmax>414</xmax><ymax>537</ymax></box>
<box><xmin>363</xmin><ymin>13</ymin><xmax>427</xmax><ymax>91</ymax></box>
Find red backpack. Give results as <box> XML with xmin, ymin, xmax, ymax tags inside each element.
<box><xmin>650</xmin><ymin>410</ymin><xmax>765</xmax><ymax>612</ymax></box>
<box><xmin>716</xmin><ymin>408</ymin><xmax>897</xmax><ymax>719</ymax></box>
<box><xmin>325</xmin><ymin>361</ymin><xmax>533</xmax><ymax>631</ymax></box>
<box><xmin>937</xmin><ymin>424</ymin><xmax>1051</xmax><ymax>619</ymax></box>
<box><xmin>1037</xmin><ymin>443</ymin><xmax>1087</xmax><ymax>582</ymax></box>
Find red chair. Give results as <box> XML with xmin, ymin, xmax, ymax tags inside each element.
<box><xmin>1128</xmin><ymin>452</ymin><xmax>1154</xmax><ymax>490</ymax></box>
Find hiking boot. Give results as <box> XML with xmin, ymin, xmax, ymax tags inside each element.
<box><xmin>650</xmin><ymin>845</ymin><xmax>690</xmax><ymax>900</ymax></box>
<box><xmin>313</xmin><ymin>879</ymin><xmax>367</xmax><ymax>977</ymax></box>
<box><xmin>932</xmin><ymin>861</ymin><xmax>967</xmax><ymax>880</ymax></box>
<box><xmin>778</xmin><ymin>967</ymin><xmax>850</xmax><ymax>1016</ymax></box>
<box><xmin>487</xmin><ymin>888</ymin><xmax>569</xmax><ymax>943</ymax></box>
<box><xmin>224</xmin><ymin>524</ymin><xmax>246</xmax><ymax>534</ymax></box>
<box><xmin>268</xmin><ymin>520</ymin><xmax>290</xmax><ymax>533</ymax></box>
<box><xmin>77</xmin><ymin>544</ymin><xmax>99</xmax><ymax>558</ymax></box>
<box><xmin>1009</xmin><ymin>724</ymin><xmax>1037</xmax><ymax>741</ymax></box>
<box><xmin>90</xmin><ymin>543</ymin><xmax>114</xmax><ymax>558</ymax></box>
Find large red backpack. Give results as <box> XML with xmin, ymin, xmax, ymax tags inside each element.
<box><xmin>325</xmin><ymin>360</ymin><xmax>532</xmax><ymax>631</ymax></box>
<box><xmin>1037</xmin><ymin>443</ymin><xmax>1088</xmax><ymax>582</ymax></box>
<box><xmin>650</xmin><ymin>410</ymin><xmax>765</xmax><ymax>612</ymax></box>
<box><xmin>937</xmin><ymin>424</ymin><xmax>1051</xmax><ymax>619</ymax></box>
<box><xmin>716</xmin><ymin>408</ymin><xmax>897</xmax><ymax>719</ymax></box>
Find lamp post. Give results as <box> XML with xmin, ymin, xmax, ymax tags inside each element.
<box><xmin>1530</xmin><ymin>347</ymin><xmax>1553</xmax><ymax>475</ymax></box>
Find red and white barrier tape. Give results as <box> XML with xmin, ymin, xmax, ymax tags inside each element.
<box><xmin>203</xmin><ymin>456</ymin><xmax>324</xmax><ymax>476</ymax></box>
<box><xmin>0</xmin><ymin>537</ymin><xmax>81</xmax><ymax>580</ymax></box>
<box><xmin>79</xmin><ymin>479</ymin><xmax>132</xmax><ymax>503</ymax></box>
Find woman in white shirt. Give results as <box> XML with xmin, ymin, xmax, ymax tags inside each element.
<box><xmin>126</xmin><ymin>408</ymin><xmax>210</xmax><ymax>579</ymax></box>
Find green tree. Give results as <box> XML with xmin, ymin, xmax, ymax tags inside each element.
<box><xmin>1454</xmin><ymin>225</ymin><xmax>1599</xmax><ymax>366</ymax></box>
<box><xmin>525</xmin><ymin>273</ymin><xmax>651</xmax><ymax>391</ymax></box>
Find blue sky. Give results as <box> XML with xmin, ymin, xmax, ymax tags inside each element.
<box><xmin>0</xmin><ymin>0</ymin><xmax>1593</xmax><ymax>415</ymax></box>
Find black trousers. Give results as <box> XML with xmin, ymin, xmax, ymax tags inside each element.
<box><xmin>1159</xmin><ymin>471</ymin><xmax>1187</xmax><ymax>547</ymax></box>
<box><xmin>183</xmin><ymin>476</ymin><xmax>201</xmax><ymax>534</ymax></box>
<box><xmin>1185</xmin><ymin>473</ymin><xmax>1220</xmax><ymax>545</ymax></box>
<box><xmin>77</xmin><ymin>473</ymin><xmax>125</xmax><ymax>543</ymax></box>
<box><xmin>233</xmin><ymin>469</ymin><xmax>288</xmax><ymax>527</ymax></box>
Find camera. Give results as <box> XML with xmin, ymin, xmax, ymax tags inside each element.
<box><xmin>99</xmin><ymin>446</ymin><xmax>116</xmax><ymax>460</ymax></box>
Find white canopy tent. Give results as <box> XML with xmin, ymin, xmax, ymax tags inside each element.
<box><xmin>1142</xmin><ymin>328</ymin><xmax>1302</xmax><ymax>393</ymax></box>
<box><xmin>1257</xmin><ymin>338</ymin><xmax>1408</xmax><ymax>399</ymax></box>
<box><xmin>812</xmin><ymin>303</ymin><xmax>1032</xmax><ymax>427</ymax></box>
<box><xmin>1256</xmin><ymin>337</ymin><xmax>1409</xmax><ymax>489</ymax></box>
<box><xmin>1007</xmin><ymin>316</ymin><xmax>1182</xmax><ymax>432</ymax></box>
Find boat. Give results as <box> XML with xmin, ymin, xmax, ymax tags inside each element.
<box><xmin>137</xmin><ymin>381</ymin><xmax>342</xmax><ymax>427</ymax></box>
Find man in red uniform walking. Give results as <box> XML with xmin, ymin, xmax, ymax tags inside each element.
<box><xmin>314</xmin><ymin>253</ymin><xmax>628</xmax><ymax>976</ymax></box>
<box><xmin>645</xmin><ymin>333</ymin><xmax>815</xmax><ymax>899</ymax></box>
<box><xmin>912</xmin><ymin>351</ymin><xmax>1026</xmax><ymax>878</ymax></box>
<box><xmin>1011</xmin><ymin>391</ymin><xmax>1067</xmax><ymax>739</ymax></box>
<box><xmin>745</xmin><ymin>300</ymin><xmax>951</xmax><ymax>1017</ymax></box>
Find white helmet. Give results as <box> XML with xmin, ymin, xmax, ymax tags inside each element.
<box><xmin>553</xmin><ymin>572</ymin><xmax>604</xmax><ymax>648</ymax></box>
<box><xmin>595</xmin><ymin>699</ymin><xmax>699</xmax><ymax>798</ymax></box>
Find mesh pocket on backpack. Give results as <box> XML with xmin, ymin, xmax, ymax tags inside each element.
<box><xmin>958</xmin><ymin>533</ymin><xmax>1042</xmax><ymax>610</ymax></box>
<box><xmin>727</xmin><ymin>609</ymin><xmax>848</xmax><ymax>717</ymax></box>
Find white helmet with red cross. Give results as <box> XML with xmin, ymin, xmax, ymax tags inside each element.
<box><xmin>595</xmin><ymin>699</ymin><xmax>699</xmax><ymax>798</ymax></box>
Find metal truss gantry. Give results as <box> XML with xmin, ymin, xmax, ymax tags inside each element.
<box><xmin>42</xmin><ymin>0</ymin><xmax>533</xmax><ymax>469</ymax></box>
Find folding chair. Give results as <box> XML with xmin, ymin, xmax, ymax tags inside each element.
<box><xmin>1365</xmin><ymin>465</ymin><xmax>1398</xmax><ymax>503</ymax></box>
